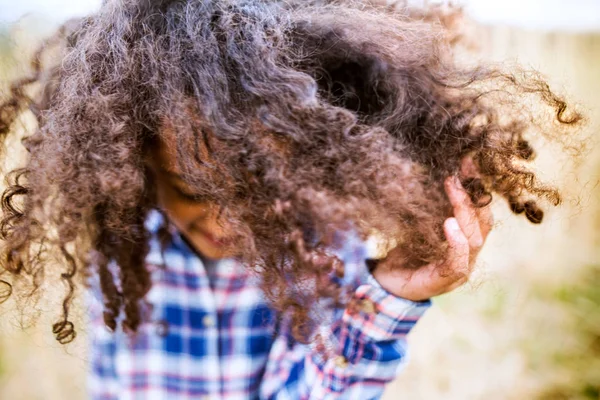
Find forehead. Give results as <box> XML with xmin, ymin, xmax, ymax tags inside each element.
<box><xmin>154</xmin><ymin>115</ymin><xmax>292</xmax><ymax>177</ymax></box>
<box><xmin>154</xmin><ymin>117</ymin><xmax>213</xmax><ymax>175</ymax></box>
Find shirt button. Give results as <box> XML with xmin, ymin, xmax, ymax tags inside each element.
<box><xmin>359</xmin><ymin>299</ymin><xmax>377</xmax><ymax>315</ymax></box>
<box><xmin>202</xmin><ymin>315</ymin><xmax>216</xmax><ymax>328</ymax></box>
<box><xmin>334</xmin><ymin>355</ymin><xmax>349</xmax><ymax>369</ymax></box>
<box><xmin>155</xmin><ymin>320</ymin><xmax>169</xmax><ymax>337</ymax></box>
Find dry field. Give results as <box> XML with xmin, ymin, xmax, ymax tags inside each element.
<box><xmin>1</xmin><ymin>21</ymin><xmax>599</xmax><ymax>400</ymax></box>
<box><xmin>385</xmin><ymin>26</ymin><xmax>600</xmax><ymax>400</ymax></box>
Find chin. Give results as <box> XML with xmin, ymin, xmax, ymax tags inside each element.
<box><xmin>200</xmin><ymin>247</ymin><xmax>228</xmax><ymax>260</ymax></box>
<box><xmin>190</xmin><ymin>236</ymin><xmax>229</xmax><ymax>260</ymax></box>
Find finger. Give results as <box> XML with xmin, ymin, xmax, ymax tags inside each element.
<box><xmin>414</xmin><ymin>218</ymin><xmax>471</xmax><ymax>298</ymax></box>
<box><xmin>372</xmin><ymin>217</ymin><xmax>475</xmax><ymax>301</ymax></box>
<box><xmin>476</xmin><ymin>202</ymin><xmax>494</xmax><ymax>241</ymax></box>
<box><xmin>445</xmin><ymin>176</ymin><xmax>484</xmax><ymax>249</ymax></box>
<box><xmin>444</xmin><ymin>216</ymin><xmax>471</xmax><ymax>270</ymax></box>
<box><xmin>420</xmin><ymin>217</ymin><xmax>472</xmax><ymax>297</ymax></box>
<box><xmin>428</xmin><ymin>217</ymin><xmax>471</xmax><ymax>293</ymax></box>
<box><xmin>460</xmin><ymin>156</ymin><xmax>479</xmax><ymax>178</ymax></box>
<box><xmin>372</xmin><ymin>219</ymin><xmax>471</xmax><ymax>300</ymax></box>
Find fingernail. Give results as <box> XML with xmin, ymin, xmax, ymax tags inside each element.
<box><xmin>447</xmin><ymin>218</ymin><xmax>460</xmax><ymax>231</ymax></box>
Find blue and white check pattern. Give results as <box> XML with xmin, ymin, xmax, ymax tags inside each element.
<box><xmin>88</xmin><ymin>210</ymin><xmax>431</xmax><ymax>399</ymax></box>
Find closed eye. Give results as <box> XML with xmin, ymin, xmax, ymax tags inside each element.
<box><xmin>170</xmin><ymin>183</ymin><xmax>207</xmax><ymax>203</ymax></box>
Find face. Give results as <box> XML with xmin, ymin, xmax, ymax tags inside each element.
<box><xmin>148</xmin><ymin>137</ymin><xmax>236</xmax><ymax>260</ymax></box>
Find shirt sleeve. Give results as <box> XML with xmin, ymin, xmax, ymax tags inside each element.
<box><xmin>259</xmin><ymin>235</ymin><xmax>431</xmax><ymax>400</ymax></box>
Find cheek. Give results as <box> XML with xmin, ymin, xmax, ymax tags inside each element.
<box><xmin>156</xmin><ymin>187</ymin><xmax>207</xmax><ymax>227</ymax></box>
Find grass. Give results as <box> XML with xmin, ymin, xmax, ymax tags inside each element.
<box><xmin>534</xmin><ymin>265</ymin><xmax>600</xmax><ymax>399</ymax></box>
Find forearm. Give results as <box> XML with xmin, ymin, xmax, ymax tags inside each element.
<box><xmin>261</xmin><ymin>274</ymin><xmax>431</xmax><ymax>400</ymax></box>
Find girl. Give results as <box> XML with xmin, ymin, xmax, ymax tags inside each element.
<box><xmin>0</xmin><ymin>0</ymin><xmax>579</xmax><ymax>398</ymax></box>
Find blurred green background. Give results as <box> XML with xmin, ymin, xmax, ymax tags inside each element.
<box><xmin>0</xmin><ymin>2</ymin><xmax>599</xmax><ymax>399</ymax></box>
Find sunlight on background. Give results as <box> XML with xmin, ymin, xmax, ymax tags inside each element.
<box><xmin>0</xmin><ymin>0</ymin><xmax>102</xmax><ymax>24</ymax></box>
<box><xmin>1</xmin><ymin>0</ymin><xmax>600</xmax><ymax>30</ymax></box>
<box><xmin>0</xmin><ymin>1</ymin><xmax>599</xmax><ymax>399</ymax></box>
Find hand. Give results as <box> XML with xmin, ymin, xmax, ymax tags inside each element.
<box><xmin>371</xmin><ymin>158</ymin><xmax>494</xmax><ymax>302</ymax></box>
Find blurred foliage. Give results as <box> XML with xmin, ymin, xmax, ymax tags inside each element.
<box><xmin>535</xmin><ymin>265</ymin><xmax>600</xmax><ymax>399</ymax></box>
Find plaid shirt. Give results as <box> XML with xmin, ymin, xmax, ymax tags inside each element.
<box><xmin>88</xmin><ymin>210</ymin><xmax>431</xmax><ymax>399</ymax></box>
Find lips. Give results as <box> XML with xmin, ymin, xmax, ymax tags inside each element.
<box><xmin>192</xmin><ymin>225</ymin><xmax>232</xmax><ymax>247</ymax></box>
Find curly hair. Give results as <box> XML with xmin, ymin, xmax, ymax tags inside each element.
<box><xmin>0</xmin><ymin>0</ymin><xmax>582</xmax><ymax>344</ymax></box>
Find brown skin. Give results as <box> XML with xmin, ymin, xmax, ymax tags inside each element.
<box><xmin>373</xmin><ymin>157</ymin><xmax>494</xmax><ymax>301</ymax></box>
<box><xmin>0</xmin><ymin>1</ymin><xmax>578</xmax><ymax>343</ymax></box>
<box><xmin>152</xmin><ymin>137</ymin><xmax>493</xmax><ymax>301</ymax></box>
<box><xmin>149</xmin><ymin>140</ymin><xmax>236</xmax><ymax>260</ymax></box>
